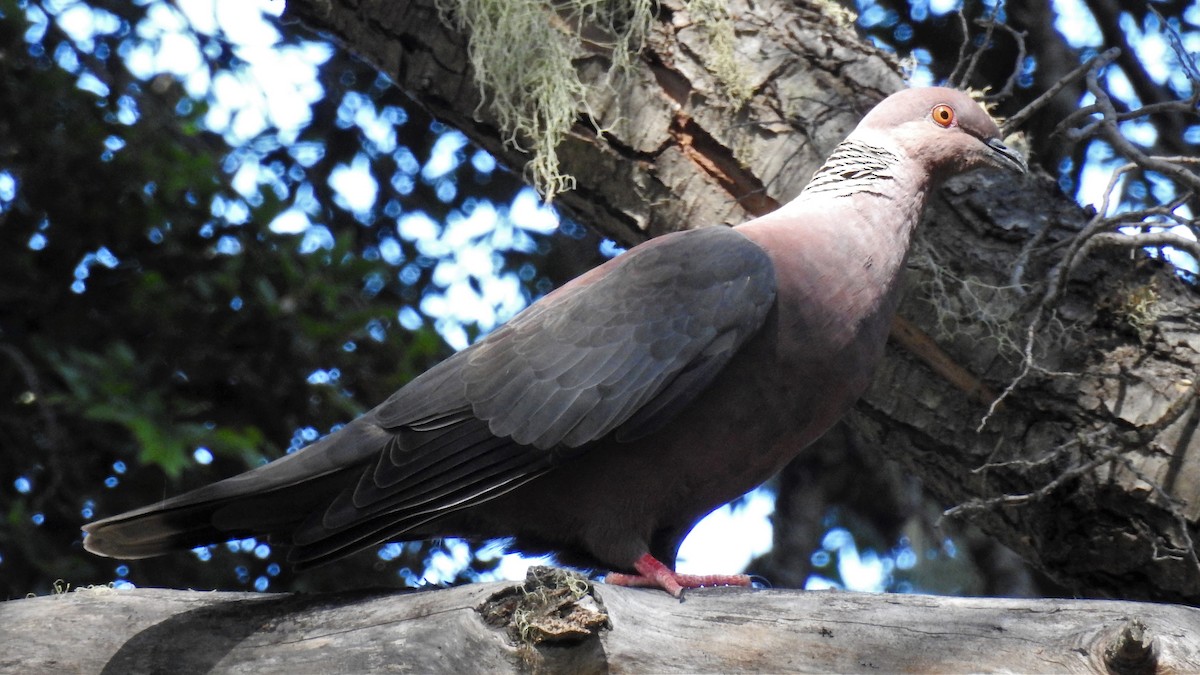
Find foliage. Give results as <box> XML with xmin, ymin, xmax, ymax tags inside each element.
<box><xmin>0</xmin><ymin>0</ymin><xmax>599</xmax><ymax>598</ymax></box>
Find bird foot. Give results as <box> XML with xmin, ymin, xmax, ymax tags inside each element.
<box><xmin>605</xmin><ymin>553</ymin><xmax>752</xmax><ymax>599</ymax></box>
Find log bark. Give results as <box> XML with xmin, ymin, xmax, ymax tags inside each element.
<box><xmin>281</xmin><ymin>0</ymin><xmax>1200</xmax><ymax>603</ymax></box>
<box><xmin>5</xmin><ymin>569</ymin><xmax>1200</xmax><ymax>673</ymax></box>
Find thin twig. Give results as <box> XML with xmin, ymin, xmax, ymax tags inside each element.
<box><xmin>1010</xmin><ymin>218</ymin><xmax>1056</xmax><ymax>294</ymax></box>
<box><xmin>1077</xmin><ymin>228</ymin><xmax>1200</xmax><ymax>267</ymax></box>
<box><xmin>1081</xmin><ymin>72</ymin><xmax>1200</xmax><ymax>193</ymax></box>
<box><xmin>948</xmin><ymin>10</ymin><xmax>973</xmax><ymax>87</ymax></box>
<box><xmin>1003</xmin><ymin>47</ymin><xmax>1120</xmax><ymax>135</ymax></box>
<box><xmin>944</xmin><ymin>443</ymin><xmax>1125</xmax><ymax>519</ymax></box>
<box><xmin>969</xmin><ymin>430</ymin><xmax>1098</xmax><ymax>475</ymax></box>
<box><xmin>984</xmin><ymin>21</ymin><xmax>1028</xmax><ymax>102</ymax></box>
<box><xmin>1115</xmin><ymin>455</ymin><xmax>1200</xmax><ymax>577</ymax></box>
<box><xmin>959</xmin><ymin>4</ymin><xmax>1001</xmax><ymax>88</ymax></box>
<box><xmin>1150</xmin><ymin>6</ymin><xmax>1200</xmax><ymax>86</ymax></box>
<box><xmin>976</xmin><ymin>320</ymin><xmax>1037</xmax><ymax>432</ymax></box>
<box><xmin>1113</xmin><ymin>97</ymin><xmax>1200</xmax><ymax>123</ymax></box>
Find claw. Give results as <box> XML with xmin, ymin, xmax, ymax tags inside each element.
<box><xmin>605</xmin><ymin>553</ymin><xmax>753</xmax><ymax>599</ymax></box>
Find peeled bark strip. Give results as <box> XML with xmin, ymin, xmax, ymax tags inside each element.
<box><xmin>283</xmin><ymin>0</ymin><xmax>1200</xmax><ymax>602</ymax></box>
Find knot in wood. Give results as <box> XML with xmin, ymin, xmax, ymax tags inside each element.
<box><xmin>478</xmin><ymin>566</ymin><xmax>610</xmax><ymax>646</ymax></box>
<box><xmin>1103</xmin><ymin>618</ymin><xmax>1158</xmax><ymax>675</ymax></box>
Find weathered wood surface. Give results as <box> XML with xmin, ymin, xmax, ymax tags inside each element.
<box><xmin>5</xmin><ymin>573</ymin><xmax>1200</xmax><ymax>673</ymax></box>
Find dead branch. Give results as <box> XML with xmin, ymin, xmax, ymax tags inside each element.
<box><xmin>6</xmin><ymin>575</ymin><xmax>1200</xmax><ymax>673</ymax></box>
<box><xmin>1002</xmin><ymin>47</ymin><xmax>1119</xmax><ymax>136</ymax></box>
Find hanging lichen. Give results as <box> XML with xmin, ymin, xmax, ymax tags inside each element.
<box><xmin>433</xmin><ymin>0</ymin><xmax>759</xmax><ymax>199</ymax></box>
<box><xmin>434</xmin><ymin>0</ymin><xmax>655</xmax><ymax>201</ymax></box>
<box><xmin>683</xmin><ymin>0</ymin><xmax>754</xmax><ymax>105</ymax></box>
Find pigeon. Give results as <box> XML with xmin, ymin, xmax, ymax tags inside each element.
<box><xmin>84</xmin><ymin>87</ymin><xmax>1026</xmax><ymax>597</ymax></box>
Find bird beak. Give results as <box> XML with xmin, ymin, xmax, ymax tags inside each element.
<box><xmin>985</xmin><ymin>138</ymin><xmax>1027</xmax><ymax>174</ymax></box>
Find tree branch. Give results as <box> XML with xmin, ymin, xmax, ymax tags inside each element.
<box><xmin>5</xmin><ymin>573</ymin><xmax>1200</xmax><ymax>673</ymax></box>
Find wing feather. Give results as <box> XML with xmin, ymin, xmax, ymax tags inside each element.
<box><xmin>291</xmin><ymin>226</ymin><xmax>775</xmax><ymax>563</ymax></box>
<box><xmin>437</xmin><ymin>227</ymin><xmax>775</xmax><ymax>451</ymax></box>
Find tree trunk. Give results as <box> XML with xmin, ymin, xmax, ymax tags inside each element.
<box><xmin>5</xmin><ymin>568</ymin><xmax>1199</xmax><ymax>673</ymax></box>
<box><xmin>282</xmin><ymin>0</ymin><xmax>1200</xmax><ymax>603</ymax></box>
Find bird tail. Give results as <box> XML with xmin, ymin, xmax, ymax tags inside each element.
<box><xmin>83</xmin><ymin>502</ymin><xmax>238</xmax><ymax>559</ymax></box>
<box><xmin>83</xmin><ymin>422</ymin><xmax>383</xmax><ymax>559</ymax></box>
<box><xmin>82</xmin><ymin>477</ymin><xmax>342</xmax><ymax>559</ymax></box>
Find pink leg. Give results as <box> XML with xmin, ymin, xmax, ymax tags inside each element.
<box><xmin>605</xmin><ymin>553</ymin><xmax>753</xmax><ymax>598</ymax></box>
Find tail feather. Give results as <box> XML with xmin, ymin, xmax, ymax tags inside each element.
<box><xmin>83</xmin><ymin>421</ymin><xmax>387</xmax><ymax>559</ymax></box>
<box><xmin>83</xmin><ymin>504</ymin><xmax>255</xmax><ymax>559</ymax></box>
<box><xmin>82</xmin><ymin>471</ymin><xmax>357</xmax><ymax>558</ymax></box>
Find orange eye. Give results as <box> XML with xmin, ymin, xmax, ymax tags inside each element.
<box><xmin>931</xmin><ymin>104</ymin><xmax>955</xmax><ymax>127</ymax></box>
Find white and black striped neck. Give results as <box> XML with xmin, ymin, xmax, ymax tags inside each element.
<box><xmin>799</xmin><ymin>139</ymin><xmax>902</xmax><ymax>199</ymax></box>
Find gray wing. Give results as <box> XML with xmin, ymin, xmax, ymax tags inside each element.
<box><xmin>82</xmin><ymin>227</ymin><xmax>775</xmax><ymax>563</ymax></box>
<box><xmin>289</xmin><ymin>225</ymin><xmax>776</xmax><ymax>564</ymax></box>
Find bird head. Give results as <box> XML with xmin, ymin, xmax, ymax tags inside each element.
<box><xmin>856</xmin><ymin>87</ymin><xmax>1027</xmax><ymax>180</ymax></box>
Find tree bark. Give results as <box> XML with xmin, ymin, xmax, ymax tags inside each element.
<box><xmin>5</xmin><ymin>569</ymin><xmax>1200</xmax><ymax>673</ymax></box>
<box><xmin>282</xmin><ymin>0</ymin><xmax>1200</xmax><ymax>603</ymax></box>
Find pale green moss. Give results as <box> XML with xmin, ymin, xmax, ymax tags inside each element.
<box><xmin>911</xmin><ymin>241</ymin><xmax>1028</xmax><ymax>364</ymax></box>
<box><xmin>435</xmin><ymin>0</ymin><xmax>655</xmax><ymax>200</ymax></box>
<box><xmin>684</xmin><ymin>0</ymin><xmax>754</xmax><ymax>105</ymax></box>
<box><xmin>809</xmin><ymin>0</ymin><xmax>857</xmax><ymax>30</ymax></box>
<box><xmin>1113</xmin><ymin>279</ymin><xmax>1161</xmax><ymax>343</ymax></box>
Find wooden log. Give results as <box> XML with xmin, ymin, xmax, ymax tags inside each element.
<box><xmin>4</xmin><ymin>568</ymin><xmax>1199</xmax><ymax>673</ymax></box>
